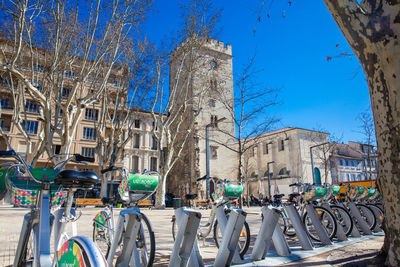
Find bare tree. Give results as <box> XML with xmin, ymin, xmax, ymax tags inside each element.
<box><xmin>150</xmin><ymin>0</ymin><xmax>221</xmax><ymax>208</ymax></box>
<box><xmin>357</xmin><ymin>107</ymin><xmax>376</xmax><ymax>181</ymax></box>
<box><xmin>0</xmin><ymin>0</ymin><xmax>152</xmax><ymax>166</ymax></box>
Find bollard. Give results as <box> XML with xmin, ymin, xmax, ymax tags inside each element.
<box><xmin>251</xmin><ymin>206</ymin><xmax>287</xmax><ymax>260</ymax></box>
<box><xmin>169</xmin><ymin>207</ymin><xmax>203</xmax><ymax>267</ymax></box>
<box><xmin>213</xmin><ymin>209</ymin><xmax>247</xmax><ymax>267</ymax></box>
<box><xmin>304</xmin><ymin>204</ymin><xmax>332</xmax><ymax>245</ymax></box>
<box><xmin>348</xmin><ymin>202</ymin><xmax>372</xmax><ymax>235</ymax></box>
<box><xmin>321</xmin><ymin>204</ymin><xmax>347</xmax><ymax>241</ymax></box>
<box><xmin>284</xmin><ymin>205</ymin><xmax>313</xmax><ymax>250</ymax></box>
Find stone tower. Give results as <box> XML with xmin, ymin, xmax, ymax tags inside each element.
<box><xmin>167</xmin><ymin>38</ymin><xmax>238</xmax><ymax>201</ymax></box>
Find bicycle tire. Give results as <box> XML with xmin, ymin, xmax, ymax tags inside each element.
<box><xmin>356</xmin><ymin>203</ymin><xmax>376</xmax><ymax>231</ymax></box>
<box><xmin>92</xmin><ymin>210</ymin><xmax>112</xmax><ymax>257</ymax></box>
<box><xmin>15</xmin><ymin>225</ymin><xmax>35</xmax><ymax>266</ymax></box>
<box><xmin>330</xmin><ymin>205</ymin><xmax>353</xmax><ymax>236</ymax></box>
<box><xmin>366</xmin><ymin>203</ymin><xmax>383</xmax><ymax>229</ymax></box>
<box><xmin>57</xmin><ymin>236</ymin><xmax>107</xmax><ymax>266</ymax></box>
<box><xmin>213</xmin><ymin>211</ymin><xmax>250</xmax><ymax>259</ymax></box>
<box><xmin>302</xmin><ymin>206</ymin><xmax>337</xmax><ymax>241</ymax></box>
<box><xmin>261</xmin><ymin>210</ymin><xmax>294</xmax><ymax>237</ymax></box>
<box><xmin>136</xmin><ymin>213</ymin><xmax>156</xmax><ymax>267</ymax></box>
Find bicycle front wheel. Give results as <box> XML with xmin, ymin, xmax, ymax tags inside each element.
<box><xmin>213</xmin><ymin>215</ymin><xmax>250</xmax><ymax>259</ymax></box>
<box><xmin>92</xmin><ymin>211</ymin><xmax>112</xmax><ymax>257</ymax></box>
<box><xmin>356</xmin><ymin>203</ymin><xmax>376</xmax><ymax>231</ymax></box>
<box><xmin>330</xmin><ymin>205</ymin><xmax>353</xmax><ymax>236</ymax></box>
<box><xmin>136</xmin><ymin>213</ymin><xmax>156</xmax><ymax>267</ymax></box>
<box><xmin>302</xmin><ymin>206</ymin><xmax>337</xmax><ymax>241</ymax></box>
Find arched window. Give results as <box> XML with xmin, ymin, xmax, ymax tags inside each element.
<box><xmin>278</xmin><ymin>167</ymin><xmax>287</xmax><ymax>175</ymax></box>
<box><xmin>251</xmin><ymin>172</ymin><xmax>256</xmax><ymax>178</ymax></box>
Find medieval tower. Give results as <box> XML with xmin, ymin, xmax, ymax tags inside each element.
<box><xmin>167</xmin><ymin>38</ymin><xmax>238</xmax><ymax>201</ymax></box>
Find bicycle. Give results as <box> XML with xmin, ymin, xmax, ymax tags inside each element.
<box><xmin>0</xmin><ymin>149</ymin><xmax>107</xmax><ymax>267</ymax></box>
<box><xmin>288</xmin><ymin>182</ymin><xmax>338</xmax><ymax>242</ymax></box>
<box><xmin>171</xmin><ymin>177</ymin><xmax>251</xmax><ymax>259</ymax></box>
<box><xmin>92</xmin><ymin>166</ymin><xmax>158</xmax><ymax>267</ymax></box>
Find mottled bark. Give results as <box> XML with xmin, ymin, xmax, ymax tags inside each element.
<box><xmin>322</xmin><ymin>1</ymin><xmax>400</xmax><ymax>265</ymax></box>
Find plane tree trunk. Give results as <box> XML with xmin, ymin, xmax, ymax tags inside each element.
<box><xmin>322</xmin><ymin>1</ymin><xmax>400</xmax><ymax>265</ymax></box>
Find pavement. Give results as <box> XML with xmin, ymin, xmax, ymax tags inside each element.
<box><xmin>0</xmin><ymin>205</ymin><xmax>384</xmax><ymax>266</ymax></box>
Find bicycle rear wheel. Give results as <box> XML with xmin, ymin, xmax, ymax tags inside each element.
<box><xmin>92</xmin><ymin>211</ymin><xmax>112</xmax><ymax>257</ymax></box>
<box><xmin>302</xmin><ymin>206</ymin><xmax>337</xmax><ymax>241</ymax></box>
<box><xmin>367</xmin><ymin>203</ymin><xmax>383</xmax><ymax>229</ymax></box>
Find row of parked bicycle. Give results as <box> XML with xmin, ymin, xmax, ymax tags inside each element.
<box><xmin>0</xmin><ymin>149</ymin><xmax>383</xmax><ymax>266</ymax></box>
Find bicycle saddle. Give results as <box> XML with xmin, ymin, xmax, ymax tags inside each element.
<box><xmin>185</xmin><ymin>194</ymin><xmax>198</xmax><ymax>200</ymax></box>
<box><xmin>274</xmin><ymin>194</ymin><xmax>285</xmax><ymax>199</ymax></box>
<box><xmin>55</xmin><ymin>170</ymin><xmax>99</xmax><ymax>189</ymax></box>
<box><xmin>289</xmin><ymin>193</ymin><xmax>300</xmax><ymax>198</ymax></box>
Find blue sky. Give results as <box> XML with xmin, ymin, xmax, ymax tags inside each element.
<box><xmin>144</xmin><ymin>0</ymin><xmax>372</xmax><ymax>143</ymax></box>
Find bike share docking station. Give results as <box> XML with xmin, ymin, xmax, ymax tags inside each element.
<box><xmin>251</xmin><ymin>206</ymin><xmax>291</xmax><ymax>261</ymax></box>
<box><xmin>170</xmin><ymin>207</ymin><xmax>203</xmax><ymax>267</ymax></box>
<box><xmin>108</xmin><ymin>208</ymin><xmax>144</xmax><ymax>267</ymax></box>
<box><xmin>213</xmin><ymin>207</ymin><xmax>247</xmax><ymax>267</ymax></box>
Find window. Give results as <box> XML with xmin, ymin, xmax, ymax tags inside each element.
<box><xmin>150</xmin><ymin>157</ymin><xmax>157</xmax><ymax>171</ymax></box>
<box><xmin>134</xmin><ymin>133</ymin><xmax>140</xmax><ymax>148</ymax></box>
<box><xmin>132</xmin><ymin>156</ymin><xmax>139</xmax><ymax>173</ymax></box>
<box><xmin>339</xmin><ymin>159</ymin><xmax>344</xmax><ymax>166</ymax></box>
<box><xmin>210</xmin><ymin>60</ymin><xmax>217</xmax><ymax>69</ymax></box>
<box><xmin>81</xmin><ymin>147</ymin><xmax>95</xmax><ymax>158</ymax></box>
<box><xmin>64</xmin><ymin>70</ymin><xmax>75</xmax><ymax>79</ymax></box>
<box><xmin>83</xmin><ymin>127</ymin><xmax>96</xmax><ymax>140</ymax></box>
<box><xmin>279</xmin><ymin>139</ymin><xmax>285</xmax><ymax>151</ymax></box>
<box><xmin>0</xmin><ymin>98</ymin><xmax>11</xmax><ymax>109</ymax></box>
<box><xmin>54</xmin><ymin>145</ymin><xmax>61</xmax><ymax>155</ymax></box>
<box><xmin>23</xmin><ymin>120</ymin><xmax>38</xmax><ymax>135</ymax></box>
<box><xmin>34</xmin><ymin>64</ymin><xmax>44</xmax><ymax>74</ymax></box>
<box><xmin>0</xmin><ymin>119</ymin><xmax>9</xmax><ymax>132</ymax></box>
<box><xmin>209</xmin><ymin>99</ymin><xmax>216</xmax><ymax>107</ymax></box>
<box><xmin>61</xmin><ymin>87</ymin><xmax>71</xmax><ymax>98</ymax></box>
<box><xmin>134</xmin><ymin>120</ymin><xmax>140</xmax><ymax>129</ymax></box>
<box><xmin>278</xmin><ymin>167</ymin><xmax>288</xmax><ymax>175</ymax></box>
<box><xmin>249</xmin><ymin>147</ymin><xmax>254</xmax><ymax>157</ymax></box>
<box><xmin>351</xmin><ymin>160</ymin><xmax>355</xmax><ymax>167</ymax></box>
<box><xmin>210</xmin><ymin>146</ymin><xmax>218</xmax><ymax>159</ymax></box>
<box><xmin>85</xmin><ymin>108</ymin><xmax>99</xmax><ymax>121</ymax></box>
<box><xmin>25</xmin><ymin>100</ymin><xmax>39</xmax><ymax>113</ymax></box>
<box><xmin>210</xmin><ymin>115</ymin><xmax>218</xmax><ymax>128</ymax></box>
<box><xmin>345</xmin><ymin>160</ymin><xmax>349</xmax><ymax>166</ymax></box>
<box><xmin>210</xmin><ymin>79</ymin><xmax>217</xmax><ymax>90</ymax></box>
<box><xmin>151</xmin><ymin>136</ymin><xmax>157</xmax><ymax>150</ymax></box>
<box><xmin>113</xmin><ymin>80</ymin><xmax>121</xmax><ymax>87</ymax></box>
<box><xmin>32</xmin><ymin>80</ymin><xmax>43</xmax><ymax>91</ymax></box>
<box><xmin>263</xmin><ymin>143</ymin><xmax>269</xmax><ymax>154</ymax></box>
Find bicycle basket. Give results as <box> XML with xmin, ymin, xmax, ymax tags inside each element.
<box><xmin>224</xmin><ymin>184</ymin><xmax>243</xmax><ymax>199</ymax></box>
<box><xmin>368</xmin><ymin>188</ymin><xmax>380</xmax><ymax>201</ymax></box>
<box><xmin>3</xmin><ymin>168</ymin><xmax>66</xmax><ymax>208</ymax></box>
<box><xmin>347</xmin><ymin>186</ymin><xmax>364</xmax><ymax>201</ymax></box>
<box><xmin>357</xmin><ymin>186</ymin><xmax>369</xmax><ymax>201</ymax></box>
<box><xmin>332</xmin><ymin>185</ymin><xmax>341</xmax><ymax>195</ymax></box>
<box><xmin>118</xmin><ymin>173</ymin><xmax>159</xmax><ymax>202</ymax></box>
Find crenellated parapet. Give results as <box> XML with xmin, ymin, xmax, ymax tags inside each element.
<box><xmin>170</xmin><ymin>37</ymin><xmax>232</xmax><ymax>59</ymax></box>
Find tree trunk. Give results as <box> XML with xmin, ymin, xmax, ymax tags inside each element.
<box><xmin>155</xmin><ymin>174</ymin><xmax>167</xmax><ymax>209</ymax></box>
<box><xmin>322</xmin><ymin>1</ymin><xmax>400</xmax><ymax>265</ymax></box>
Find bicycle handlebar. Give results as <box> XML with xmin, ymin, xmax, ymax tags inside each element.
<box><xmin>100</xmin><ymin>166</ymin><xmax>119</xmax><ymax>174</ymax></box>
<box><xmin>0</xmin><ymin>150</ymin><xmax>16</xmax><ymax>157</ymax></box>
<box><xmin>73</xmin><ymin>154</ymin><xmax>95</xmax><ymax>163</ymax></box>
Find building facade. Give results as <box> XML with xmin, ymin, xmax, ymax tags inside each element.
<box><xmin>243</xmin><ymin>127</ymin><xmax>330</xmax><ymax>197</ymax></box>
<box><xmin>330</xmin><ymin>141</ymin><xmax>378</xmax><ymax>184</ymax></box>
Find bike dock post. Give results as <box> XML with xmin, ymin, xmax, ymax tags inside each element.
<box><xmin>305</xmin><ymin>204</ymin><xmax>332</xmax><ymax>245</ymax></box>
<box><xmin>107</xmin><ymin>208</ymin><xmax>142</xmax><ymax>267</ymax></box>
<box><xmin>251</xmin><ymin>206</ymin><xmax>290</xmax><ymax>261</ymax></box>
<box><xmin>321</xmin><ymin>204</ymin><xmax>347</xmax><ymax>241</ymax></box>
<box><xmin>284</xmin><ymin>205</ymin><xmax>314</xmax><ymax>250</ymax></box>
<box><xmin>213</xmin><ymin>208</ymin><xmax>246</xmax><ymax>267</ymax></box>
<box><xmin>337</xmin><ymin>203</ymin><xmax>361</xmax><ymax>237</ymax></box>
<box><xmin>169</xmin><ymin>207</ymin><xmax>203</xmax><ymax>267</ymax></box>
<box><xmin>347</xmin><ymin>202</ymin><xmax>372</xmax><ymax>235</ymax></box>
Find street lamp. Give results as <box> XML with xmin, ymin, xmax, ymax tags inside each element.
<box><xmin>205</xmin><ymin>117</ymin><xmax>226</xmax><ymax>198</ymax></box>
<box><xmin>267</xmin><ymin>161</ymin><xmax>275</xmax><ymax>199</ymax></box>
<box><xmin>310</xmin><ymin>142</ymin><xmax>329</xmax><ymax>184</ymax></box>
